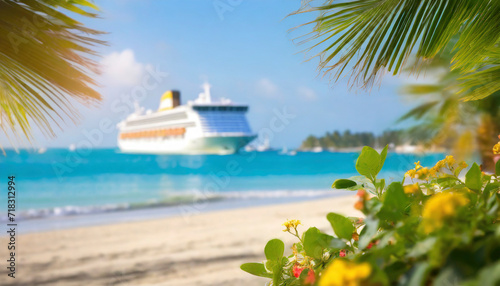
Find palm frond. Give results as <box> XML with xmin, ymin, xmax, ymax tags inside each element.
<box><xmin>459</xmin><ymin>65</ymin><xmax>500</xmax><ymax>102</ymax></box>
<box><xmin>458</xmin><ymin>46</ymin><xmax>500</xmax><ymax>101</ymax></box>
<box><xmin>400</xmin><ymin>84</ymin><xmax>443</xmax><ymax>95</ymax></box>
<box><xmin>293</xmin><ymin>0</ymin><xmax>500</xmax><ymax>97</ymax></box>
<box><xmin>397</xmin><ymin>101</ymin><xmax>439</xmax><ymax>122</ymax></box>
<box><xmin>0</xmin><ymin>0</ymin><xmax>105</xmax><ymax>145</ymax></box>
<box><xmin>397</xmin><ymin>48</ymin><xmax>500</xmax><ymax>168</ymax></box>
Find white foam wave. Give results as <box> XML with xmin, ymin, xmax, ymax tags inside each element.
<box><xmin>0</xmin><ymin>189</ymin><xmax>338</xmax><ymax>221</ymax></box>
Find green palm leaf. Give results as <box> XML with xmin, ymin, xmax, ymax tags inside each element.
<box><xmin>397</xmin><ymin>101</ymin><xmax>439</xmax><ymax>122</ymax></box>
<box><xmin>397</xmin><ymin>49</ymin><xmax>500</xmax><ymax>170</ymax></box>
<box><xmin>400</xmin><ymin>84</ymin><xmax>443</xmax><ymax>95</ymax></box>
<box><xmin>292</xmin><ymin>0</ymin><xmax>500</xmax><ymax>98</ymax></box>
<box><xmin>458</xmin><ymin>47</ymin><xmax>500</xmax><ymax>101</ymax></box>
<box><xmin>0</xmin><ymin>0</ymin><xmax>105</xmax><ymax>145</ymax></box>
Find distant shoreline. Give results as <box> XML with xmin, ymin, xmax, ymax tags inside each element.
<box><xmin>298</xmin><ymin>146</ymin><xmax>447</xmax><ymax>154</ymax></box>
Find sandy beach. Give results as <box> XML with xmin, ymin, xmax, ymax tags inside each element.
<box><xmin>1</xmin><ymin>195</ymin><xmax>360</xmax><ymax>286</ymax></box>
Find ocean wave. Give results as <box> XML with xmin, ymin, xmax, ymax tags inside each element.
<box><xmin>0</xmin><ymin>189</ymin><xmax>337</xmax><ymax>221</ymax></box>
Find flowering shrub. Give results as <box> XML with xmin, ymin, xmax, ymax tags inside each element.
<box><xmin>241</xmin><ymin>146</ymin><xmax>500</xmax><ymax>285</ymax></box>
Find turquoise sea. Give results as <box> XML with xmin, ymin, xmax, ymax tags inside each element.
<box><xmin>0</xmin><ymin>148</ymin><xmax>445</xmax><ymax>217</ymax></box>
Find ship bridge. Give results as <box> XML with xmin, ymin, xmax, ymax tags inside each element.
<box><xmin>193</xmin><ymin>105</ymin><xmax>252</xmax><ymax>135</ymax></box>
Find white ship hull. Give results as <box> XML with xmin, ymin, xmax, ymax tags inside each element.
<box><xmin>118</xmin><ymin>134</ymin><xmax>256</xmax><ymax>155</ymax></box>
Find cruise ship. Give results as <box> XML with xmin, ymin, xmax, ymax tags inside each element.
<box><xmin>117</xmin><ymin>83</ymin><xmax>256</xmax><ymax>155</ymax></box>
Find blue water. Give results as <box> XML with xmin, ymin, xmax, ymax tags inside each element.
<box><xmin>0</xmin><ymin>148</ymin><xmax>444</xmax><ymax>219</ymax></box>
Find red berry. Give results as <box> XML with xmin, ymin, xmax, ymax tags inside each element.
<box><xmin>339</xmin><ymin>249</ymin><xmax>346</xmax><ymax>257</ymax></box>
<box><xmin>292</xmin><ymin>264</ymin><xmax>304</xmax><ymax>278</ymax></box>
<box><xmin>356</xmin><ymin>189</ymin><xmax>366</xmax><ymax>198</ymax></box>
<box><xmin>304</xmin><ymin>269</ymin><xmax>316</xmax><ymax>285</ymax></box>
<box><xmin>354</xmin><ymin>201</ymin><xmax>364</xmax><ymax>210</ymax></box>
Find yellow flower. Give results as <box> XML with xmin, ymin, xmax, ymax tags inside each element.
<box><xmin>319</xmin><ymin>259</ymin><xmax>371</xmax><ymax>286</ymax></box>
<box><xmin>493</xmin><ymin>142</ymin><xmax>500</xmax><ymax>154</ymax></box>
<box><xmin>404</xmin><ymin>183</ymin><xmax>419</xmax><ymax>194</ymax></box>
<box><xmin>459</xmin><ymin>161</ymin><xmax>468</xmax><ymax>169</ymax></box>
<box><xmin>405</xmin><ymin>169</ymin><xmax>416</xmax><ymax>178</ymax></box>
<box><xmin>283</xmin><ymin>219</ymin><xmax>301</xmax><ymax>232</ymax></box>
<box><xmin>421</xmin><ymin>192</ymin><xmax>469</xmax><ymax>233</ymax></box>
<box><xmin>414</xmin><ymin>161</ymin><xmax>422</xmax><ymax>170</ymax></box>
<box><xmin>435</xmin><ymin>160</ymin><xmax>445</xmax><ymax>169</ymax></box>
<box><xmin>406</xmin><ymin>161</ymin><xmax>428</xmax><ymax>179</ymax></box>
<box><xmin>416</xmin><ymin>167</ymin><xmax>430</xmax><ymax>179</ymax></box>
<box><xmin>445</xmin><ymin>155</ymin><xmax>456</xmax><ymax>168</ymax></box>
<box><xmin>429</xmin><ymin>167</ymin><xmax>438</xmax><ymax>177</ymax></box>
<box><xmin>431</xmin><ymin>157</ymin><xmax>458</xmax><ymax>175</ymax></box>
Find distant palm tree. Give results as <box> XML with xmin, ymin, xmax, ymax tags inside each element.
<box><xmin>398</xmin><ymin>52</ymin><xmax>500</xmax><ymax>171</ymax></box>
<box><xmin>0</xmin><ymin>0</ymin><xmax>105</xmax><ymax>145</ymax></box>
<box><xmin>292</xmin><ymin>0</ymin><xmax>500</xmax><ymax>101</ymax></box>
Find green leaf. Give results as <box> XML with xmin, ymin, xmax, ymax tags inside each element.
<box><xmin>378</xmin><ymin>182</ymin><xmax>409</xmax><ymax>221</ymax></box>
<box><xmin>332</xmin><ymin>179</ymin><xmax>357</xmax><ymax>189</ymax></box>
<box><xmin>384</xmin><ymin>261</ymin><xmax>409</xmax><ymax>282</ymax></box>
<box><xmin>327</xmin><ymin>212</ymin><xmax>355</xmax><ymax>240</ymax></box>
<box><xmin>465</xmin><ymin>163</ymin><xmax>482</xmax><ymax>192</ymax></box>
<box><xmin>377</xmin><ymin>145</ymin><xmax>389</xmax><ymax>174</ymax></box>
<box><xmin>484</xmin><ymin>182</ymin><xmax>500</xmax><ymax>200</ymax></box>
<box><xmin>407</xmin><ymin>237</ymin><xmax>438</xmax><ymax>258</ymax></box>
<box><xmin>265</xmin><ymin>259</ymin><xmax>277</xmax><ymax>272</ymax></box>
<box><xmin>496</xmin><ymin>160</ymin><xmax>500</xmax><ymax>176</ymax></box>
<box><xmin>475</xmin><ymin>261</ymin><xmax>500</xmax><ymax>286</ymax></box>
<box><xmin>264</xmin><ymin>239</ymin><xmax>284</xmax><ymax>261</ymax></box>
<box><xmin>302</xmin><ymin>227</ymin><xmax>333</xmax><ymax>259</ymax></box>
<box><xmin>356</xmin><ymin>146</ymin><xmax>382</xmax><ymax>181</ymax></box>
<box><xmin>405</xmin><ymin>262</ymin><xmax>431</xmax><ymax>286</ymax></box>
<box><xmin>329</xmin><ymin>238</ymin><xmax>347</xmax><ymax>250</ymax></box>
<box><xmin>434</xmin><ymin>266</ymin><xmax>464</xmax><ymax>286</ymax></box>
<box><xmin>368</xmin><ymin>264</ymin><xmax>390</xmax><ymax>286</ymax></box>
<box><xmin>240</xmin><ymin>263</ymin><xmax>273</xmax><ymax>278</ymax></box>
<box><xmin>376</xmin><ymin>178</ymin><xmax>386</xmax><ymax>192</ymax></box>
<box><xmin>437</xmin><ymin>175</ymin><xmax>461</xmax><ymax>184</ymax></box>
<box><xmin>264</xmin><ymin>240</ymin><xmax>286</xmax><ymax>285</ymax></box>
<box><xmin>272</xmin><ymin>265</ymin><xmax>283</xmax><ymax>286</ymax></box>
<box><xmin>348</xmin><ymin>175</ymin><xmax>374</xmax><ymax>189</ymax></box>
<box><xmin>359</xmin><ymin>217</ymin><xmax>379</xmax><ymax>249</ymax></box>
<box><xmin>437</xmin><ymin>175</ymin><xmax>464</xmax><ymax>189</ymax></box>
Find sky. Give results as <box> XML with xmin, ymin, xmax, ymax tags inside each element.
<box><xmin>4</xmin><ymin>0</ymin><xmax>422</xmax><ymax>149</ymax></box>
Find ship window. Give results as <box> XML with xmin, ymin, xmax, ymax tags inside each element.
<box><xmin>193</xmin><ymin>105</ymin><xmax>248</xmax><ymax>112</ymax></box>
<box><xmin>125</xmin><ymin>112</ymin><xmax>188</xmax><ymax>127</ymax></box>
<box><xmin>197</xmin><ymin>111</ymin><xmax>252</xmax><ymax>134</ymax></box>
